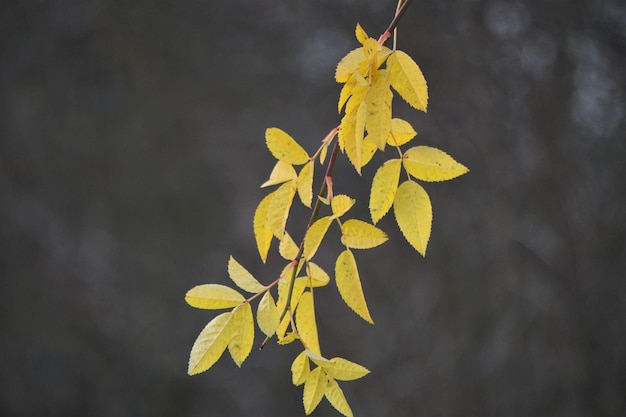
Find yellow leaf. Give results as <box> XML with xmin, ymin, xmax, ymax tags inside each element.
<box><xmin>360</xmin><ymin>135</ymin><xmax>378</xmax><ymax>167</ymax></box>
<box><xmin>228</xmin><ymin>256</ymin><xmax>265</xmax><ymax>293</ymax></box>
<box><xmin>303</xmin><ymin>216</ymin><xmax>333</xmax><ymax>261</ymax></box>
<box><xmin>185</xmin><ymin>284</ymin><xmax>245</xmax><ymax>310</ymax></box>
<box><xmin>403</xmin><ymin>145</ymin><xmax>469</xmax><ymax>182</ymax></box>
<box><xmin>353</xmin><ymin>101</ymin><xmax>367</xmax><ymax>173</ymax></box>
<box><xmin>331</xmin><ymin>194</ymin><xmax>356</xmax><ymax>218</ymax></box>
<box><xmin>335</xmin><ymin>47</ymin><xmax>366</xmax><ymax>83</ymax></box>
<box><xmin>393</xmin><ymin>180</ymin><xmax>432</xmax><ymax>256</ymax></box>
<box><xmin>355</xmin><ymin>23</ymin><xmax>368</xmax><ymax>45</ymax></box>
<box><xmin>335</xmin><ymin>250</ymin><xmax>373</xmax><ymax>324</ymax></box>
<box><xmin>257</xmin><ymin>291</ymin><xmax>279</xmax><ymax>337</ymax></box>
<box><xmin>324</xmin><ymin>378</ymin><xmax>354</xmax><ymax>417</ymax></box>
<box><xmin>265</xmin><ymin>127</ymin><xmax>310</xmax><ymax>165</ymax></box>
<box><xmin>296</xmin><ymin>291</ymin><xmax>321</xmax><ymax>355</ymax></box>
<box><xmin>303</xmin><ymin>367</ymin><xmax>327</xmax><ymax>415</ymax></box>
<box><xmin>278</xmin><ymin>231</ymin><xmax>299</xmax><ymax>260</ymax></box>
<box><xmin>261</xmin><ymin>160</ymin><xmax>297</xmax><ymax>187</ymax></box>
<box><xmin>267</xmin><ymin>180</ymin><xmax>297</xmax><ymax>238</ymax></box>
<box><xmin>276</xmin><ymin>274</ymin><xmax>308</xmax><ymax>338</ymax></box>
<box><xmin>227</xmin><ymin>303</ymin><xmax>255</xmax><ymax>367</ymax></box>
<box><xmin>365</xmin><ymin>69</ymin><xmax>392</xmax><ymax>150</ymax></box>
<box><xmin>278</xmin><ymin>331</ymin><xmax>298</xmax><ymax>345</ymax></box>
<box><xmin>362</xmin><ymin>38</ymin><xmax>381</xmax><ymax>61</ymax></box>
<box><xmin>306</xmin><ymin>262</ymin><xmax>330</xmax><ymax>287</ymax></box>
<box><xmin>369</xmin><ymin>159</ymin><xmax>402</xmax><ymax>224</ymax></box>
<box><xmin>340</xmin><ymin>219</ymin><xmax>388</xmax><ymax>249</ymax></box>
<box><xmin>344</xmin><ymin>84</ymin><xmax>368</xmax><ymax>118</ymax></box>
<box><xmin>253</xmin><ymin>193</ymin><xmax>273</xmax><ymax>263</ymax></box>
<box><xmin>322</xmin><ymin>357</ymin><xmax>371</xmax><ymax>381</ymax></box>
<box><xmin>291</xmin><ymin>351</ymin><xmax>311</xmax><ymax>386</ymax></box>
<box><xmin>187</xmin><ymin>311</ymin><xmax>235</xmax><ymax>375</ymax></box>
<box><xmin>338</xmin><ymin>75</ymin><xmax>355</xmax><ymax>113</ymax></box>
<box><xmin>388</xmin><ymin>50</ymin><xmax>428</xmax><ymax>112</ymax></box>
<box><xmin>320</xmin><ymin>143</ymin><xmax>328</xmax><ymax>164</ymax></box>
<box><xmin>297</xmin><ymin>160</ymin><xmax>314</xmax><ymax>208</ymax></box>
<box><xmin>387</xmin><ymin>118</ymin><xmax>417</xmax><ymax>147</ymax></box>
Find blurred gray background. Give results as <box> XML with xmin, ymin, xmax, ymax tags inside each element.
<box><xmin>1</xmin><ymin>0</ymin><xmax>625</xmax><ymax>416</ymax></box>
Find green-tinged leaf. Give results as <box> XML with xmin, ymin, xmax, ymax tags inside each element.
<box><xmin>325</xmin><ymin>378</ymin><xmax>354</xmax><ymax>417</ymax></box>
<box><xmin>387</xmin><ymin>118</ymin><xmax>417</xmax><ymax>147</ymax></box>
<box><xmin>403</xmin><ymin>145</ymin><xmax>469</xmax><ymax>182</ymax></box>
<box><xmin>340</xmin><ymin>219</ymin><xmax>388</xmax><ymax>249</ymax></box>
<box><xmin>331</xmin><ymin>194</ymin><xmax>356</xmax><ymax>218</ymax></box>
<box><xmin>261</xmin><ymin>160</ymin><xmax>297</xmax><ymax>187</ymax></box>
<box><xmin>365</xmin><ymin>69</ymin><xmax>392</xmax><ymax>151</ymax></box>
<box><xmin>335</xmin><ymin>250</ymin><xmax>373</xmax><ymax>323</ymax></box>
<box><xmin>279</xmin><ymin>232</ymin><xmax>299</xmax><ymax>260</ymax></box>
<box><xmin>253</xmin><ymin>193</ymin><xmax>274</xmax><ymax>263</ymax></box>
<box><xmin>227</xmin><ymin>303</ymin><xmax>254</xmax><ymax>367</ymax></box>
<box><xmin>267</xmin><ymin>180</ymin><xmax>297</xmax><ymax>238</ymax></box>
<box><xmin>297</xmin><ymin>160</ymin><xmax>314</xmax><ymax>208</ymax></box>
<box><xmin>266</xmin><ymin>128</ymin><xmax>310</xmax><ymax>165</ymax></box>
<box><xmin>303</xmin><ymin>367</ymin><xmax>327</xmax><ymax>415</ymax></box>
<box><xmin>303</xmin><ymin>216</ymin><xmax>333</xmax><ymax>261</ymax></box>
<box><xmin>322</xmin><ymin>357</ymin><xmax>371</xmax><ymax>381</ymax></box>
<box><xmin>336</xmin><ymin>48</ymin><xmax>366</xmax><ymax>83</ymax></box>
<box><xmin>355</xmin><ymin>23</ymin><xmax>368</xmax><ymax>45</ymax></box>
<box><xmin>187</xmin><ymin>312</ymin><xmax>235</xmax><ymax>375</ymax></box>
<box><xmin>291</xmin><ymin>351</ymin><xmax>311</xmax><ymax>386</ymax></box>
<box><xmin>393</xmin><ymin>180</ymin><xmax>432</xmax><ymax>256</ymax></box>
<box><xmin>228</xmin><ymin>256</ymin><xmax>265</xmax><ymax>293</ymax></box>
<box><xmin>257</xmin><ymin>291</ymin><xmax>279</xmax><ymax>337</ymax></box>
<box><xmin>388</xmin><ymin>50</ymin><xmax>428</xmax><ymax>112</ymax></box>
<box><xmin>296</xmin><ymin>291</ymin><xmax>321</xmax><ymax>355</ymax></box>
<box><xmin>369</xmin><ymin>159</ymin><xmax>402</xmax><ymax>224</ymax></box>
<box><xmin>307</xmin><ymin>262</ymin><xmax>330</xmax><ymax>287</ymax></box>
<box><xmin>185</xmin><ymin>284</ymin><xmax>245</xmax><ymax>310</ymax></box>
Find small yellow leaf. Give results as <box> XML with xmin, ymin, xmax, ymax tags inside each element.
<box><xmin>335</xmin><ymin>250</ymin><xmax>373</xmax><ymax>324</ymax></box>
<box><xmin>338</xmin><ymin>76</ymin><xmax>355</xmax><ymax>113</ymax></box>
<box><xmin>257</xmin><ymin>291</ymin><xmax>279</xmax><ymax>337</ymax></box>
<box><xmin>227</xmin><ymin>303</ymin><xmax>255</xmax><ymax>367</ymax></box>
<box><xmin>365</xmin><ymin>69</ymin><xmax>392</xmax><ymax>151</ymax></box>
<box><xmin>388</xmin><ymin>50</ymin><xmax>428</xmax><ymax>112</ymax></box>
<box><xmin>303</xmin><ymin>216</ymin><xmax>333</xmax><ymax>261</ymax></box>
<box><xmin>403</xmin><ymin>145</ymin><xmax>469</xmax><ymax>182</ymax></box>
<box><xmin>387</xmin><ymin>118</ymin><xmax>417</xmax><ymax>147</ymax></box>
<box><xmin>325</xmin><ymin>378</ymin><xmax>354</xmax><ymax>417</ymax></box>
<box><xmin>362</xmin><ymin>38</ymin><xmax>381</xmax><ymax>61</ymax></box>
<box><xmin>291</xmin><ymin>351</ymin><xmax>311</xmax><ymax>386</ymax></box>
<box><xmin>369</xmin><ymin>159</ymin><xmax>402</xmax><ymax>224</ymax></box>
<box><xmin>261</xmin><ymin>160</ymin><xmax>297</xmax><ymax>187</ymax></box>
<box><xmin>296</xmin><ymin>291</ymin><xmax>321</xmax><ymax>355</ymax></box>
<box><xmin>335</xmin><ymin>48</ymin><xmax>366</xmax><ymax>83</ymax></box>
<box><xmin>279</xmin><ymin>232</ymin><xmax>299</xmax><ymax>260</ymax></box>
<box><xmin>303</xmin><ymin>367</ymin><xmax>327</xmax><ymax>415</ymax></box>
<box><xmin>320</xmin><ymin>143</ymin><xmax>328</xmax><ymax>164</ymax></box>
<box><xmin>187</xmin><ymin>311</ymin><xmax>234</xmax><ymax>375</ymax></box>
<box><xmin>340</xmin><ymin>219</ymin><xmax>388</xmax><ymax>249</ymax></box>
<box><xmin>322</xmin><ymin>357</ymin><xmax>371</xmax><ymax>381</ymax></box>
<box><xmin>331</xmin><ymin>194</ymin><xmax>356</xmax><ymax>218</ymax></box>
<box><xmin>228</xmin><ymin>256</ymin><xmax>265</xmax><ymax>293</ymax></box>
<box><xmin>185</xmin><ymin>284</ymin><xmax>245</xmax><ymax>310</ymax></box>
<box><xmin>355</xmin><ymin>23</ymin><xmax>369</xmax><ymax>45</ymax></box>
<box><xmin>393</xmin><ymin>180</ymin><xmax>432</xmax><ymax>256</ymax></box>
<box><xmin>307</xmin><ymin>262</ymin><xmax>330</xmax><ymax>287</ymax></box>
<box><xmin>253</xmin><ymin>193</ymin><xmax>274</xmax><ymax>263</ymax></box>
<box><xmin>297</xmin><ymin>160</ymin><xmax>314</xmax><ymax>208</ymax></box>
<box><xmin>265</xmin><ymin>127</ymin><xmax>310</xmax><ymax>165</ymax></box>
<box><xmin>278</xmin><ymin>331</ymin><xmax>298</xmax><ymax>345</ymax></box>
<box><xmin>267</xmin><ymin>180</ymin><xmax>297</xmax><ymax>238</ymax></box>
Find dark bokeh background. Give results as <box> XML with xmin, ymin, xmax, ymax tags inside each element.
<box><xmin>2</xmin><ymin>0</ymin><xmax>625</xmax><ymax>416</ymax></box>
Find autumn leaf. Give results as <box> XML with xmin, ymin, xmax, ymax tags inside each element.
<box><xmin>403</xmin><ymin>145</ymin><xmax>469</xmax><ymax>182</ymax></box>
<box><xmin>257</xmin><ymin>291</ymin><xmax>279</xmax><ymax>338</ymax></box>
<box><xmin>296</xmin><ymin>291</ymin><xmax>321</xmax><ymax>355</ymax></box>
<box><xmin>278</xmin><ymin>231</ymin><xmax>299</xmax><ymax>260</ymax></box>
<box><xmin>188</xmin><ymin>312</ymin><xmax>235</xmax><ymax>375</ymax></box>
<box><xmin>266</xmin><ymin>128</ymin><xmax>310</xmax><ymax>165</ymax></box>
<box><xmin>321</xmin><ymin>357</ymin><xmax>370</xmax><ymax>381</ymax></box>
<box><xmin>325</xmin><ymin>377</ymin><xmax>353</xmax><ymax>417</ymax></box>
<box><xmin>388</xmin><ymin>50</ymin><xmax>428</xmax><ymax>112</ymax></box>
<box><xmin>387</xmin><ymin>118</ymin><xmax>417</xmax><ymax>147</ymax></box>
<box><xmin>297</xmin><ymin>160</ymin><xmax>315</xmax><ymax>207</ymax></box>
<box><xmin>227</xmin><ymin>303</ymin><xmax>255</xmax><ymax>367</ymax></box>
<box><xmin>331</xmin><ymin>194</ymin><xmax>356</xmax><ymax>218</ymax></box>
<box><xmin>228</xmin><ymin>256</ymin><xmax>265</xmax><ymax>293</ymax></box>
<box><xmin>185</xmin><ymin>284</ymin><xmax>245</xmax><ymax>310</ymax></box>
<box><xmin>303</xmin><ymin>367</ymin><xmax>327</xmax><ymax>415</ymax></box>
<box><xmin>335</xmin><ymin>249</ymin><xmax>373</xmax><ymax>323</ymax></box>
<box><xmin>340</xmin><ymin>219</ymin><xmax>388</xmax><ymax>249</ymax></box>
<box><xmin>393</xmin><ymin>180</ymin><xmax>432</xmax><ymax>256</ymax></box>
<box><xmin>370</xmin><ymin>159</ymin><xmax>401</xmax><ymax>224</ymax></box>
<box><xmin>303</xmin><ymin>216</ymin><xmax>333</xmax><ymax>261</ymax></box>
<box><xmin>267</xmin><ymin>180</ymin><xmax>297</xmax><ymax>238</ymax></box>
<box><xmin>291</xmin><ymin>351</ymin><xmax>311</xmax><ymax>386</ymax></box>
<box><xmin>261</xmin><ymin>160</ymin><xmax>297</xmax><ymax>187</ymax></box>
<box><xmin>306</xmin><ymin>262</ymin><xmax>330</xmax><ymax>287</ymax></box>
<box><xmin>253</xmin><ymin>192</ymin><xmax>274</xmax><ymax>263</ymax></box>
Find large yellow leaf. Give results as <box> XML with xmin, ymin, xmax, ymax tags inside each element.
<box><xmin>187</xmin><ymin>311</ymin><xmax>235</xmax><ymax>375</ymax></box>
<box><xmin>387</xmin><ymin>50</ymin><xmax>428</xmax><ymax>112</ymax></box>
<box><xmin>403</xmin><ymin>145</ymin><xmax>469</xmax><ymax>182</ymax></box>
<box><xmin>297</xmin><ymin>160</ymin><xmax>314</xmax><ymax>208</ymax></box>
<box><xmin>331</xmin><ymin>194</ymin><xmax>356</xmax><ymax>218</ymax></box>
<box><xmin>324</xmin><ymin>378</ymin><xmax>353</xmax><ymax>417</ymax></box>
<box><xmin>322</xmin><ymin>357</ymin><xmax>371</xmax><ymax>381</ymax></box>
<box><xmin>335</xmin><ymin>250</ymin><xmax>373</xmax><ymax>324</ymax></box>
<box><xmin>369</xmin><ymin>159</ymin><xmax>402</xmax><ymax>224</ymax></box>
<box><xmin>267</xmin><ymin>180</ymin><xmax>297</xmax><ymax>238</ymax></box>
<box><xmin>335</xmin><ymin>48</ymin><xmax>366</xmax><ymax>83</ymax></box>
<box><xmin>365</xmin><ymin>69</ymin><xmax>392</xmax><ymax>150</ymax></box>
<box><xmin>303</xmin><ymin>216</ymin><xmax>333</xmax><ymax>261</ymax></box>
<box><xmin>340</xmin><ymin>219</ymin><xmax>388</xmax><ymax>249</ymax></box>
<box><xmin>261</xmin><ymin>160</ymin><xmax>297</xmax><ymax>187</ymax></box>
<box><xmin>265</xmin><ymin>128</ymin><xmax>310</xmax><ymax>165</ymax></box>
<box><xmin>278</xmin><ymin>231</ymin><xmax>299</xmax><ymax>260</ymax></box>
<box><xmin>387</xmin><ymin>118</ymin><xmax>417</xmax><ymax>147</ymax></box>
<box><xmin>296</xmin><ymin>291</ymin><xmax>321</xmax><ymax>355</ymax></box>
<box><xmin>253</xmin><ymin>193</ymin><xmax>274</xmax><ymax>263</ymax></box>
<box><xmin>228</xmin><ymin>256</ymin><xmax>265</xmax><ymax>293</ymax></box>
<box><xmin>257</xmin><ymin>291</ymin><xmax>279</xmax><ymax>337</ymax></box>
<box><xmin>185</xmin><ymin>284</ymin><xmax>245</xmax><ymax>310</ymax></box>
<box><xmin>291</xmin><ymin>351</ymin><xmax>310</xmax><ymax>386</ymax></box>
<box><xmin>227</xmin><ymin>303</ymin><xmax>255</xmax><ymax>367</ymax></box>
<box><xmin>393</xmin><ymin>180</ymin><xmax>432</xmax><ymax>256</ymax></box>
<box><xmin>303</xmin><ymin>367</ymin><xmax>328</xmax><ymax>415</ymax></box>
<box><xmin>306</xmin><ymin>262</ymin><xmax>330</xmax><ymax>287</ymax></box>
